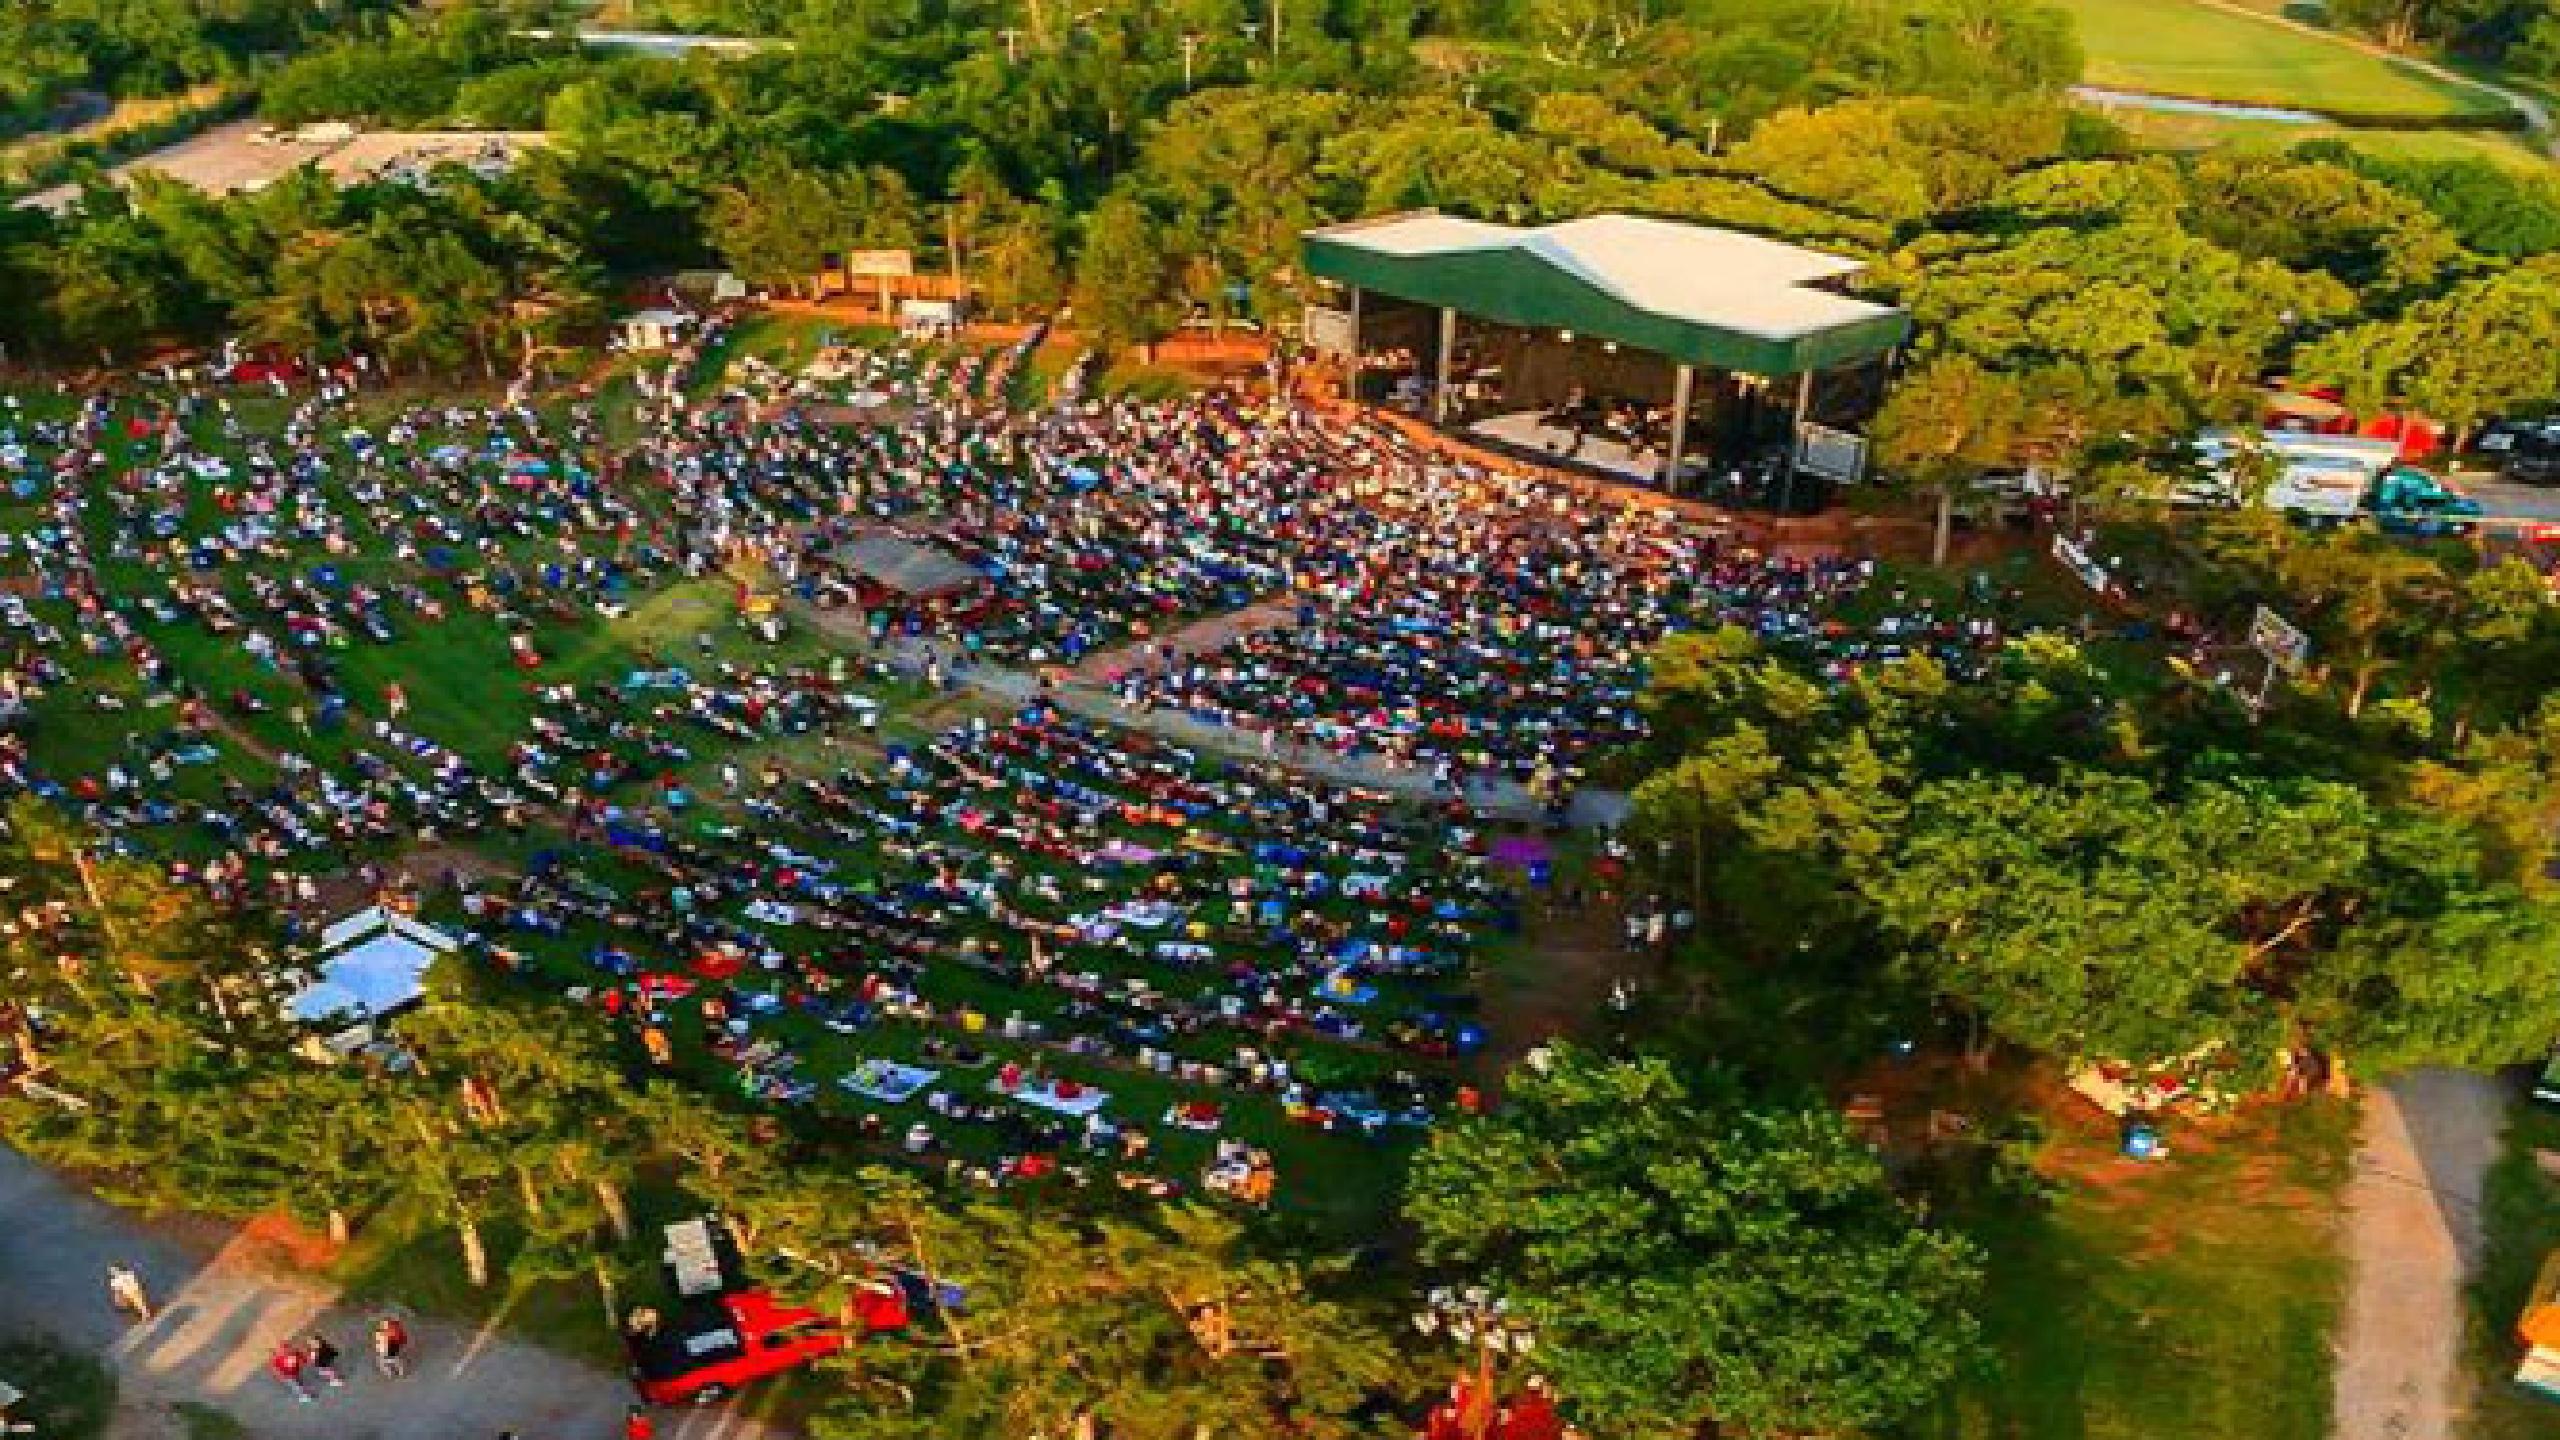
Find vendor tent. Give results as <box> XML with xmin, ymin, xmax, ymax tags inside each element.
<box><xmin>287</xmin><ymin>906</ymin><xmax>460</xmax><ymax>1056</ymax></box>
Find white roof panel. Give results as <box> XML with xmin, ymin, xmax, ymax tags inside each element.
<box><xmin>1311</xmin><ymin>211</ymin><xmax>1893</xmax><ymax>341</ymax></box>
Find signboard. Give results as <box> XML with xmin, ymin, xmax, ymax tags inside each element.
<box><xmin>2250</xmin><ymin>605</ymin><xmax>2311</xmax><ymax>673</ymax></box>
<box><xmin>1793</xmin><ymin>422</ymin><xmax>1868</xmax><ymax>484</ymax></box>
<box><xmin>1302</xmin><ymin>304</ymin><xmax>1357</xmax><ymax>358</ymax></box>
<box><xmin>843</xmin><ymin>249</ymin><xmax>914</xmax><ymax>278</ymax></box>
<box><xmin>2051</xmin><ymin>533</ymin><xmax>2111</xmax><ymax>594</ymax></box>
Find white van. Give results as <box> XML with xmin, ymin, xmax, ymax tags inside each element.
<box><xmin>2184</xmin><ymin>430</ymin><xmax>2405</xmax><ymax>521</ymax></box>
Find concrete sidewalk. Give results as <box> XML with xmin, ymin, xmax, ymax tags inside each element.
<box><xmin>0</xmin><ymin>1148</ymin><xmax>788</xmax><ymax>1440</ymax></box>
<box><xmin>2331</xmin><ymin>1070</ymin><xmax>2508</xmax><ymax>1440</ymax></box>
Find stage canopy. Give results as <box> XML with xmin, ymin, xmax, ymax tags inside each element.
<box><xmin>1302</xmin><ymin>213</ymin><xmax>1907</xmax><ymax>377</ymax></box>
<box><xmin>828</xmin><ymin>532</ymin><xmax>984</xmax><ymax>599</ymax></box>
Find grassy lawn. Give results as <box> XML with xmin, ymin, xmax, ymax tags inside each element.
<box><xmin>2057</xmin><ymin>0</ymin><xmax>2514</xmax><ymax>119</ymax></box>
<box><xmin>2094</xmin><ymin>104</ymin><xmax>2556</xmax><ymax>167</ymax></box>
<box><xmin>0</xmin><ymin>1336</ymin><xmax>117</xmax><ymax>1440</ymax></box>
<box><xmin>1926</xmin><ymin>1097</ymin><xmax>2355</xmax><ymax>1440</ymax></box>
<box><xmin>2461</xmin><ymin>1095</ymin><xmax>2560</xmax><ymax>1440</ymax></box>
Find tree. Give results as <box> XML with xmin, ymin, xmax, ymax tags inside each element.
<box><xmin>2270</xmin><ymin>529</ymin><xmax>2458</xmax><ymax>718</ymax></box>
<box><xmin>1869</xmin><ymin>354</ymin><xmax>2027</xmax><ymax>565</ymax></box>
<box><xmin>815</xmin><ymin>1205</ymin><xmax>1396</xmax><ymax>1440</ymax></box>
<box><xmin>1627</xmin><ymin>726</ymin><xmax>1782</xmax><ymax>913</ymax></box>
<box><xmin>1073</xmin><ymin>190</ymin><xmax>1178</xmax><ymax>358</ymax></box>
<box><xmin>2296</xmin><ymin>264</ymin><xmax>2560</xmax><ymax>453</ymax></box>
<box><xmin>709</xmin><ymin>162</ymin><xmax>847</xmax><ymax>297</ymax></box>
<box><xmin>1405</xmin><ymin>1046</ymin><xmax>1982</xmax><ymax>1440</ymax></box>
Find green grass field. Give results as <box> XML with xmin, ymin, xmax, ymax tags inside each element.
<box><xmin>1928</xmin><ymin>1099</ymin><xmax>2355</xmax><ymax>1440</ymax></box>
<box><xmin>2095</xmin><ymin>104</ymin><xmax>2555</xmax><ymax>168</ymax></box>
<box><xmin>2058</xmin><ymin>0</ymin><xmax>2515</xmax><ymax>120</ymax></box>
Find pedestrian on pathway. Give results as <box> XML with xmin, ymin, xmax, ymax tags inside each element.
<box><xmin>269</xmin><ymin>1338</ymin><xmax>314</xmax><ymax>1403</ymax></box>
<box><xmin>304</xmin><ymin>1331</ymin><xmax>347</xmax><ymax>1388</ymax></box>
<box><xmin>105</xmin><ymin>1263</ymin><xmax>152</xmax><ymax>1322</ymax></box>
<box><xmin>625</xmin><ymin>1405</ymin><xmax>658</xmax><ymax>1440</ymax></box>
<box><xmin>373</xmin><ymin>1314</ymin><xmax>412</xmax><ymax>1378</ymax></box>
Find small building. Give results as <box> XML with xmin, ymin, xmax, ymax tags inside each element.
<box><xmin>285</xmin><ymin>906</ymin><xmax>459</xmax><ymax>1061</ymax></box>
<box><xmin>672</xmin><ymin>269</ymin><xmax>750</xmax><ymax>303</ymax></box>
<box><xmin>618</xmin><ymin>307</ymin><xmax>694</xmax><ymax>352</ymax></box>
<box><xmin>823</xmin><ymin>532</ymin><xmax>987</xmax><ymax>607</ymax></box>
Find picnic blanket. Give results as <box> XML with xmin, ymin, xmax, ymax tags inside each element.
<box><xmin>840</xmin><ymin>1059</ymin><xmax>941</xmax><ymax>1104</ymax></box>
<box><xmin>1318</xmin><ymin>970</ymin><xmax>1379</xmax><ymax>1005</ymax></box>
<box><xmin>993</xmin><ymin>1076</ymin><xmax>1111</xmax><ymax>1118</ymax></box>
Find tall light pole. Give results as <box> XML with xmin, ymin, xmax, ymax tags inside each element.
<box><xmin>1180</xmin><ymin>31</ymin><xmax>1200</xmax><ymax>89</ymax></box>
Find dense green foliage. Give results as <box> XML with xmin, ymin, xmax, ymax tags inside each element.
<box><xmin>1407</xmin><ymin>1046</ymin><xmax>1983</xmax><ymax>1440</ymax></box>
<box><xmin>1623</xmin><ymin>532</ymin><xmax>2560</xmax><ymax>1082</ymax></box>
<box><xmin>0</xmin><ymin>0</ymin><xmax>403</xmax><ymax>133</ymax></box>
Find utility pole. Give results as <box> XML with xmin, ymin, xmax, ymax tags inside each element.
<box><xmin>1269</xmin><ymin>0</ymin><xmax>1281</xmax><ymax>59</ymax></box>
<box><xmin>998</xmin><ymin>26</ymin><xmax>1022</xmax><ymax>60</ymax></box>
<box><xmin>1180</xmin><ymin>31</ymin><xmax>1200</xmax><ymax>90</ymax></box>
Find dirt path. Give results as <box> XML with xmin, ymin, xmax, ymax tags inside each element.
<box><xmin>1476</xmin><ymin>900</ymin><xmax>1644</xmax><ymax>1076</ymax></box>
<box><xmin>2331</xmin><ymin>1069</ymin><xmax>2509</xmax><ymax>1440</ymax></box>
<box><xmin>1067</xmin><ymin>596</ymin><xmax>1299</xmax><ymax>683</ymax></box>
<box><xmin>0</xmin><ymin>1147</ymin><xmax>790</xmax><ymax>1440</ymax></box>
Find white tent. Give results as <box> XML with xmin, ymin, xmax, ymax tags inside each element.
<box><xmin>285</xmin><ymin>908</ymin><xmax>458</xmax><ymax>1055</ymax></box>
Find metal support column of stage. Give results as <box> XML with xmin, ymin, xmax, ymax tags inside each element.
<box><xmin>1432</xmin><ymin>306</ymin><xmax>1457</xmax><ymax>425</ymax></box>
<box><xmin>1346</xmin><ymin>286</ymin><xmax>1364</xmax><ymax>402</ymax></box>
<box><xmin>1777</xmin><ymin>369</ymin><xmax>1815</xmax><ymax>515</ymax></box>
<box><xmin>1664</xmin><ymin>363</ymin><xmax>1694</xmax><ymax>496</ymax></box>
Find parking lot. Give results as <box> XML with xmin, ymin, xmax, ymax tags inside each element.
<box><xmin>15</xmin><ymin>120</ymin><xmax>547</xmax><ymax>214</ymax></box>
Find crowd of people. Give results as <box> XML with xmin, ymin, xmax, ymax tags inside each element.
<box><xmin>0</xmin><ymin>329</ymin><xmax>2073</xmax><ymax>1440</ymax></box>
<box><xmin>467</xmin><ymin>697</ymin><xmax>1503</xmax><ymax>1201</ymax></box>
<box><xmin>0</xmin><ymin>333</ymin><xmax>2055</xmax><ymax>1176</ymax></box>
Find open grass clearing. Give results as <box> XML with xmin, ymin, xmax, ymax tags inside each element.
<box><xmin>1923</xmin><ymin>1091</ymin><xmax>2354</xmax><ymax>1440</ymax></box>
<box><xmin>2058</xmin><ymin>0</ymin><xmax>2515</xmax><ymax>120</ymax></box>
<box><xmin>2091</xmin><ymin>103</ymin><xmax>2555</xmax><ymax>167</ymax></box>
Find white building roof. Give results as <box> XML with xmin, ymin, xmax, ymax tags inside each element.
<box><xmin>289</xmin><ymin>908</ymin><xmax>457</xmax><ymax>1026</ymax></box>
<box><xmin>1307</xmin><ymin>212</ymin><xmax>1893</xmax><ymax>343</ymax></box>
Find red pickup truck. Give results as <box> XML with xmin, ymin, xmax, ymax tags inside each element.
<box><xmin>626</xmin><ymin>1290</ymin><xmax>849</xmax><ymax>1405</ymax></box>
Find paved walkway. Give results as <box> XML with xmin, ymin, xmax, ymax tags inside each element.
<box><xmin>0</xmin><ymin>1148</ymin><xmax>786</xmax><ymax>1440</ymax></box>
<box><xmin>947</xmin><ymin>654</ymin><xmax>1633</xmax><ymax>828</ymax></box>
<box><xmin>2331</xmin><ymin>1070</ymin><xmax>2509</xmax><ymax>1440</ymax></box>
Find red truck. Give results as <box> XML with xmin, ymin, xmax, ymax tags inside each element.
<box><xmin>626</xmin><ymin>1216</ymin><xmax>926</xmax><ymax>1405</ymax></box>
<box><xmin>626</xmin><ymin>1289</ymin><xmax>848</xmax><ymax>1405</ymax></box>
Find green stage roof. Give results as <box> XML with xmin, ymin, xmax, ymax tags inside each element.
<box><xmin>1303</xmin><ymin>212</ymin><xmax>1909</xmax><ymax>377</ymax></box>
